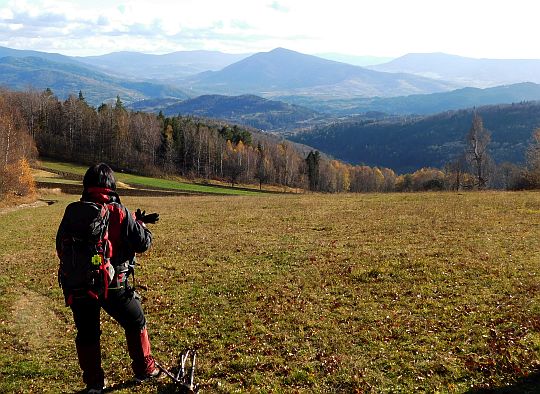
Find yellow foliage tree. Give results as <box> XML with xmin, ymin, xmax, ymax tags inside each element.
<box><xmin>12</xmin><ymin>158</ymin><xmax>35</xmax><ymax>196</ymax></box>
<box><xmin>0</xmin><ymin>96</ymin><xmax>37</xmax><ymax>199</ymax></box>
<box><xmin>411</xmin><ymin>167</ymin><xmax>445</xmax><ymax>191</ymax></box>
<box><xmin>373</xmin><ymin>168</ymin><xmax>385</xmax><ymax>191</ymax></box>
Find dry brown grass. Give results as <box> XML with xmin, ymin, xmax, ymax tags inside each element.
<box><xmin>1</xmin><ymin>191</ymin><xmax>540</xmax><ymax>393</ymax></box>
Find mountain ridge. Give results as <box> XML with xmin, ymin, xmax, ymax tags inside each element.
<box><xmin>0</xmin><ymin>45</ymin><xmax>84</xmax><ymax>65</ymax></box>
<box><xmin>0</xmin><ymin>55</ymin><xmax>189</xmax><ymax>104</ymax></box>
<box><xmin>75</xmin><ymin>50</ymin><xmax>251</xmax><ymax>81</ymax></box>
<box><xmin>278</xmin><ymin>82</ymin><xmax>540</xmax><ymax>116</ymax></box>
<box><xmin>370</xmin><ymin>52</ymin><xmax>540</xmax><ymax>87</ymax></box>
<box><xmin>185</xmin><ymin>47</ymin><xmax>457</xmax><ymax>97</ymax></box>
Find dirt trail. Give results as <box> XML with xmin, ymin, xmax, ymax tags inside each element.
<box><xmin>11</xmin><ymin>288</ymin><xmax>67</xmax><ymax>355</ymax></box>
<box><xmin>0</xmin><ymin>200</ymin><xmax>50</xmax><ymax>215</ymax></box>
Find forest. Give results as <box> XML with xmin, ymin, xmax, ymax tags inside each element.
<box><xmin>290</xmin><ymin>102</ymin><xmax>540</xmax><ymax>174</ymax></box>
<box><xmin>0</xmin><ymin>88</ymin><xmax>396</xmax><ymax>198</ymax></box>
<box><xmin>1</xmin><ymin>87</ymin><xmax>540</xmax><ymax>202</ymax></box>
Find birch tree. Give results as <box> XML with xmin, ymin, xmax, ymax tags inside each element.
<box><xmin>466</xmin><ymin>113</ymin><xmax>492</xmax><ymax>189</ymax></box>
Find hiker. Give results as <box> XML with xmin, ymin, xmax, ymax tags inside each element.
<box><xmin>56</xmin><ymin>163</ymin><xmax>160</xmax><ymax>394</ymax></box>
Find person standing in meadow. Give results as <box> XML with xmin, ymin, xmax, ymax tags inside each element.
<box><xmin>56</xmin><ymin>163</ymin><xmax>160</xmax><ymax>394</ymax></box>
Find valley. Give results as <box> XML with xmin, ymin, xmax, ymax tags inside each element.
<box><xmin>2</xmin><ymin>45</ymin><xmax>540</xmax><ymax>178</ymax></box>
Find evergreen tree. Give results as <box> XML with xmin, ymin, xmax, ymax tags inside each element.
<box><xmin>306</xmin><ymin>150</ymin><xmax>320</xmax><ymax>191</ymax></box>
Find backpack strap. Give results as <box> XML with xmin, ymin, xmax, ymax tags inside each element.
<box><xmin>98</xmin><ymin>203</ymin><xmax>114</xmax><ymax>299</ymax></box>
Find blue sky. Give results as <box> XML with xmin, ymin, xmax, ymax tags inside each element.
<box><xmin>0</xmin><ymin>0</ymin><xmax>539</xmax><ymax>59</ymax></box>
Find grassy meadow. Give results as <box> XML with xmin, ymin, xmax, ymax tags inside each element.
<box><xmin>36</xmin><ymin>159</ymin><xmax>268</xmax><ymax>196</ymax></box>
<box><xmin>1</xmin><ymin>191</ymin><xmax>540</xmax><ymax>393</ymax></box>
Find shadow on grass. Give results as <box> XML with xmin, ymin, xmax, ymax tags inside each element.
<box><xmin>71</xmin><ymin>380</ymin><xmax>139</xmax><ymax>393</ymax></box>
<box><xmin>71</xmin><ymin>378</ymin><xmax>197</xmax><ymax>393</ymax></box>
<box><xmin>156</xmin><ymin>381</ymin><xmax>193</xmax><ymax>393</ymax></box>
<box><xmin>466</xmin><ymin>372</ymin><xmax>540</xmax><ymax>394</ymax></box>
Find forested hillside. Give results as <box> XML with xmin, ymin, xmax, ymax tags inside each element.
<box><xmin>0</xmin><ymin>87</ymin><xmax>400</xmax><ymax>195</ymax></box>
<box><xmin>129</xmin><ymin>94</ymin><xmax>321</xmax><ymax>131</ymax></box>
<box><xmin>3</xmin><ymin>86</ymin><xmax>540</xmax><ymax>199</ymax></box>
<box><xmin>289</xmin><ymin>102</ymin><xmax>540</xmax><ymax>174</ymax></box>
<box><xmin>0</xmin><ymin>56</ymin><xmax>189</xmax><ymax>105</ymax></box>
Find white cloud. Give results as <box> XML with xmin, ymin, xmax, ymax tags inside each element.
<box><xmin>0</xmin><ymin>0</ymin><xmax>539</xmax><ymax>58</ymax></box>
<box><xmin>268</xmin><ymin>1</ymin><xmax>289</xmax><ymax>13</ymax></box>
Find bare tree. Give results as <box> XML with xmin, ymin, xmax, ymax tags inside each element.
<box><xmin>444</xmin><ymin>154</ymin><xmax>468</xmax><ymax>191</ymax></box>
<box><xmin>526</xmin><ymin>128</ymin><xmax>540</xmax><ymax>187</ymax></box>
<box><xmin>465</xmin><ymin>112</ymin><xmax>491</xmax><ymax>189</ymax></box>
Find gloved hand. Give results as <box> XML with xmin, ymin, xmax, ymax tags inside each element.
<box><xmin>142</xmin><ymin>212</ymin><xmax>159</xmax><ymax>224</ymax></box>
<box><xmin>135</xmin><ymin>209</ymin><xmax>159</xmax><ymax>224</ymax></box>
<box><xmin>135</xmin><ymin>208</ymin><xmax>145</xmax><ymax>221</ymax></box>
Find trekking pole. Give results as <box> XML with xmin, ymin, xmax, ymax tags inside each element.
<box><xmin>155</xmin><ymin>349</ymin><xmax>199</xmax><ymax>393</ymax></box>
<box><xmin>155</xmin><ymin>359</ymin><xmax>178</xmax><ymax>381</ymax></box>
<box><xmin>178</xmin><ymin>350</ymin><xmax>189</xmax><ymax>381</ymax></box>
<box><xmin>189</xmin><ymin>351</ymin><xmax>196</xmax><ymax>388</ymax></box>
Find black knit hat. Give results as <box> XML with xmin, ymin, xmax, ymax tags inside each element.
<box><xmin>82</xmin><ymin>163</ymin><xmax>117</xmax><ymax>191</ymax></box>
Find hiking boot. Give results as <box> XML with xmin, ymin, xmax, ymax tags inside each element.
<box><xmin>126</xmin><ymin>327</ymin><xmax>158</xmax><ymax>381</ymax></box>
<box><xmin>86</xmin><ymin>378</ymin><xmax>107</xmax><ymax>394</ymax></box>
<box><xmin>135</xmin><ymin>366</ymin><xmax>160</xmax><ymax>383</ymax></box>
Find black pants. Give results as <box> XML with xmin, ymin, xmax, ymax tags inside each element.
<box><xmin>70</xmin><ymin>288</ymin><xmax>147</xmax><ymax>344</ymax></box>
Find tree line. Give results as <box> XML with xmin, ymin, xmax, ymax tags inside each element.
<box><xmin>2</xmin><ymin>87</ymin><xmax>540</xmax><ymax>200</ymax></box>
<box><xmin>0</xmin><ymin>88</ymin><xmax>396</xmax><ymax>196</ymax></box>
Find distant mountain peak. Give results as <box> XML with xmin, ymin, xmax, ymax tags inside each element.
<box><xmin>268</xmin><ymin>47</ymin><xmax>297</xmax><ymax>53</ymax></box>
<box><xmin>371</xmin><ymin>53</ymin><xmax>540</xmax><ymax>88</ymax></box>
<box><xmin>188</xmin><ymin>47</ymin><xmax>455</xmax><ymax>97</ymax></box>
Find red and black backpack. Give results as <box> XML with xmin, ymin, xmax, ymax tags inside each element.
<box><xmin>57</xmin><ymin>201</ymin><xmax>115</xmax><ymax>303</ymax></box>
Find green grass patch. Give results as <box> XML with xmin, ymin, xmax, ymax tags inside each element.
<box><xmin>38</xmin><ymin>159</ymin><xmax>263</xmax><ymax>195</ymax></box>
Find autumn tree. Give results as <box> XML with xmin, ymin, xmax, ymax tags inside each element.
<box><xmin>223</xmin><ymin>140</ymin><xmax>244</xmax><ymax>186</ymax></box>
<box><xmin>380</xmin><ymin>168</ymin><xmax>397</xmax><ymax>192</ymax></box>
<box><xmin>410</xmin><ymin>167</ymin><xmax>445</xmax><ymax>191</ymax></box>
<box><xmin>444</xmin><ymin>154</ymin><xmax>468</xmax><ymax>191</ymax></box>
<box><xmin>127</xmin><ymin>112</ymin><xmax>161</xmax><ymax>172</ymax></box>
<box><xmin>333</xmin><ymin>161</ymin><xmax>351</xmax><ymax>192</ymax></box>
<box><xmin>1</xmin><ymin>87</ymin><xmax>434</xmax><ymax>194</ymax></box>
<box><xmin>493</xmin><ymin>162</ymin><xmax>527</xmax><ymax>190</ymax></box>
<box><xmin>0</xmin><ymin>95</ymin><xmax>37</xmax><ymax>198</ymax></box>
<box><xmin>395</xmin><ymin>174</ymin><xmax>413</xmax><ymax>192</ymax></box>
<box><xmin>350</xmin><ymin>166</ymin><xmax>377</xmax><ymax>192</ymax></box>
<box><xmin>255</xmin><ymin>142</ymin><xmax>271</xmax><ymax>190</ymax></box>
